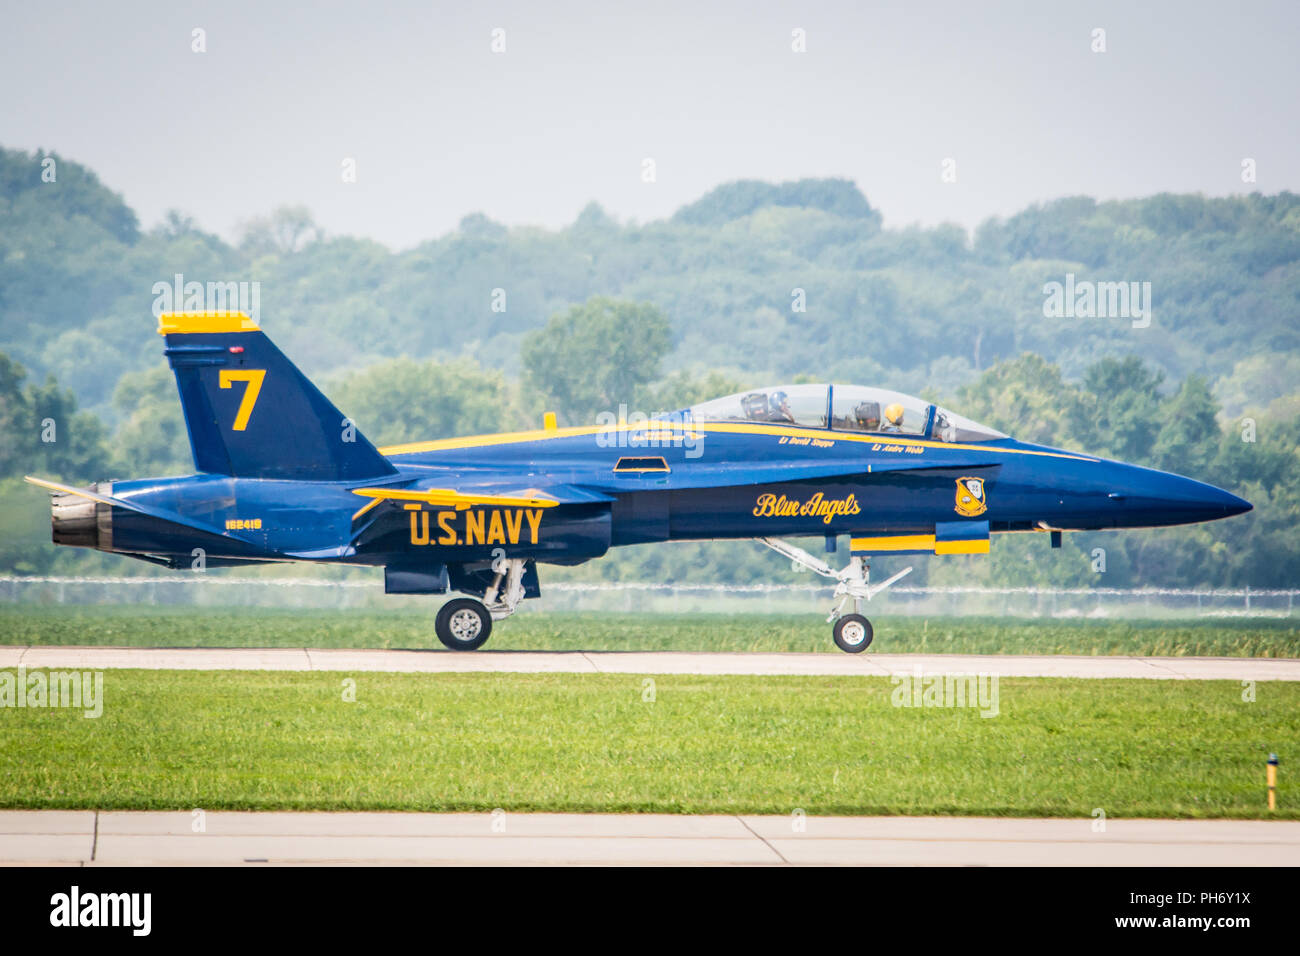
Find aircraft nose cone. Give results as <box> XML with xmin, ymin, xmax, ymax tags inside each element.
<box><xmin>1219</xmin><ymin>489</ymin><xmax>1253</xmax><ymax>518</ymax></box>
<box><xmin>1114</xmin><ymin>466</ymin><xmax>1252</xmax><ymax>526</ymax></box>
<box><xmin>1163</xmin><ymin>475</ymin><xmax>1251</xmax><ymax>519</ymax></box>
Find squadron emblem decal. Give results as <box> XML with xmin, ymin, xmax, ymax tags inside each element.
<box><xmin>954</xmin><ymin>477</ymin><xmax>988</xmax><ymax>516</ymax></box>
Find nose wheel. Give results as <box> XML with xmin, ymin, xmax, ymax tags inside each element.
<box><xmin>832</xmin><ymin>614</ymin><xmax>873</xmax><ymax>652</ymax></box>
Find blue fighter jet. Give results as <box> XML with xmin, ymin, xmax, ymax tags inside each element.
<box><xmin>28</xmin><ymin>311</ymin><xmax>1251</xmax><ymax>652</ymax></box>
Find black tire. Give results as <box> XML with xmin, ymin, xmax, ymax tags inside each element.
<box><xmin>832</xmin><ymin>614</ymin><xmax>873</xmax><ymax>653</ymax></box>
<box><xmin>435</xmin><ymin>598</ymin><xmax>493</xmax><ymax>651</ymax></box>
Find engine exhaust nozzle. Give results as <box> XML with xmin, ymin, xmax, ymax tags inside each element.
<box><xmin>51</xmin><ymin>483</ymin><xmax>113</xmax><ymax>551</ymax></box>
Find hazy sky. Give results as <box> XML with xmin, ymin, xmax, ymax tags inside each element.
<box><xmin>4</xmin><ymin>0</ymin><xmax>1298</xmax><ymax>248</ymax></box>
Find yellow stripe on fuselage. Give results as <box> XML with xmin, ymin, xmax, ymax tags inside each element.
<box><xmin>850</xmin><ymin>534</ymin><xmax>936</xmax><ymax>552</ymax></box>
<box><xmin>378</xmin><ymin>421</ymin><xmax>1095</xmax><ymax>462</ymax></box>
<box><xmin>350</xmin><ymin>496</ymin><xmax>386</xmax><ymax>522</ymax></box>
<box><xmin>935</xmin><ymin>538</ymin><xmax>991</xmax><ymax>555</ymax></box>
<box><xmin>379</xmin><ymin>424</ymin><xmax>609</xmax><ymax>456</ymax></box>
<box><xmin>848</xmin><ymin>534</ymin><xmax>991</xmax><ymax>555</ymax></box>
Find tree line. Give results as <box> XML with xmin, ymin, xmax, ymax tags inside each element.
<box><xmin>1</xmin><ymin>145</ymin><xmax>1296</xmax><ymax>584</ymax></box>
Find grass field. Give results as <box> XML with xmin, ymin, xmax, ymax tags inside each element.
<box><xmin>1</xmin><ymin>605</ymin><xmax>1297</xmax><ymax>656</ymax></box>
<box><xmin>0</xmin><ymin>670</ymin><xmax>1294</xmax><ymax>817</ymax></box>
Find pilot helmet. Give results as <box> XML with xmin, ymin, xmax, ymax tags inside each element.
<box><xmin>884</xmin><ymin>403</ymin><xmax>904</xmax><ymax>425</ymax></box>
<box><xmin>854</xmin><ymin>401</ymin><xmax>881</xmax><ymax>430</ymax></box>
<box><xmin>771</xmin><ymin>390</ymin><xmax>789</xmax><ymax>408</ymax></box>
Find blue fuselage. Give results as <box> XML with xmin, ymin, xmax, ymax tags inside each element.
<box><xmin>98</xmin><ymin>420</ymin><xmax>1250</xmax><ymax>570</ymax></box>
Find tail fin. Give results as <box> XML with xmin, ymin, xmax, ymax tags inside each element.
<box><xmin>159</xmin><ymin>312</ymin><xmax>396</xmax><ymax>481</ymax></box>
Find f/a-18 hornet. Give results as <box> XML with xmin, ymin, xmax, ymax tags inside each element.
<box><xmin>29</xmin><ymin>312</ymin><xmax>1251</xmax><ymax>652</ymax></box>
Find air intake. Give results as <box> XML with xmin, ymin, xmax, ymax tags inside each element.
<box><xmin>612</xmin><ymin>456</ymin><xmax>669</xmax><ymax>473</ymax></box>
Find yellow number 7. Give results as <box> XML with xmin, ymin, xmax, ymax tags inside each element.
<box><xmin>218</xmin><ymin>369</ymin><xmax>266</xmax><ymax>431</ymax></box>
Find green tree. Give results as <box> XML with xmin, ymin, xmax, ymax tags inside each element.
<box><xmin>642</xmin><ymin>368</ymin><xmax>751</xmax><ymax>413</ymax></box>
<box><xmin>25</xmin><ymin>375</ymin><xmax>110</xmax><ymax>479</ymax></box>
<box><xmin>521</xmin><ymin>297</ymin><xmax>673</xmax><ymax>424</ymax></box>
<box><xmin>330</xmin><ymin>357</ymin><xmax>518</xmax><ymax>447</ymax></box>
<box><xmin>0</xmin><ymin>351</ymin><xmax>109</xmax><ymax>481</ymax></box>
<box><xmin>0</xmin><ymin>147</ymin><xmax>139</xmax><ymax>244</ymax></box>
<box><xmin>0</xmin><ymin>351</ymin><xmax>29</xmax><ymax>478</ymax></box>
<box><xmin>110</xmin><ymin>366</ymin><xmax>192</xmax><ymax>477</ymax></box>
<box><xmin>237</xmin><ymin>204</ymin><xmax>321</xmax><ymax>257</ymax></box>
<box><xmin>1080</xmin><ymin>357</ymin><xmax>1164</xmax><ymax>462</ymax></box>
<box><xmin>1152</xmin><ymin>375</ymin><xmax>1219</xmax><ymax>476</ymax></box>
<box><xmin>954</xmin><ymin>353</ymin><xmax>1089</xmax><ymax>448</ymax></box>
<box><xmin>673</xmin><ymin>178</ymin><xmax>881</xmax><ymax>228</ymax></box>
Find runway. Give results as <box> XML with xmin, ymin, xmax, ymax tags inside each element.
<box><xmin>3</xmin><ymin>811</ymin><xmax>1297</xmax><ymax>866</ymax></box>
<box><xmin>2</xmin><ymin>645</ymin><xmax>1299</xmax><ymax>680</ymax></box>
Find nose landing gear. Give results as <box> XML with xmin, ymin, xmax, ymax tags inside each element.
<box><xmin>759</xmin><ymin>538</ymin><xmax>912</xmax><ymax>653</ymax></box>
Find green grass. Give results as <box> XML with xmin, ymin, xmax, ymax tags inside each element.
<box><xmin>0</xmin><ymin>670</ymin><xmax>1295</xmax><ymax>817</ymax></box>
<box><xmin>1</xmin><ymin>605</ymin><xmax>1297</xmax><ymax>656</ymax></box>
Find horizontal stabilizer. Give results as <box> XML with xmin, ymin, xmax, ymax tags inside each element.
<box><xmin>25</xmin><ymin>476</ymin><xmax>230</xmax><ymax>538</ymax></box>
<box><xmin>24</xmin><ymin>475</ymin><xmax>237</xmax><ymax>540</ymax></box>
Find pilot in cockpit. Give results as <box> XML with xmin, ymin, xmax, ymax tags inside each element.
<box><xmin>881</xmin><ymin>403</ymin><xmax>905</xmax><ymax>433</ymax></box>
<box><xmin>852</xmin><ymin>401</ymin><xmax>881</xmax><ymax>432</ymax></box>
<box><xmin>933</xmin><ymin>410</ymin><xmax>955</xmax><ymax>442</ymax></box>
<box><xmin>768</xmin><ymin>390</ymin><xmax>795</xmax><ymax>424</ymax></box>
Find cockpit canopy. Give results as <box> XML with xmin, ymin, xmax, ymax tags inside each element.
<box><xmin>683</xmin><ymin>384</ymin><xmax>1007</xmax><ymax>443</ymax></box>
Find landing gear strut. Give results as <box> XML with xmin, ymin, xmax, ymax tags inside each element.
<box><xmin>482</xmin><ymin>558</ymin><xmax>528</xmax><ymax>622</ymax></box>
<box><xmin>759</xmin><ymin>538</ymin><xmax>912</xmax><ymax>653</ymax></box>
<box><xmin>434</xmin><ymin>558</ymin><xmax>529</xmax><ymax>651</ymax></box>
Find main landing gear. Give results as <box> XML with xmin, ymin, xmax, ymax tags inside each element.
<box><xmin>434</xmin><ymin>598</ymin><xmax>492</xmax><ymax>650</ymax></box>
<box><xmin>759</xmin><ymin>538</ymin><xmax>913</xmax><ymax>653</ymax></box>
<box><xmin>433</xmin><ymin>558</ymin><xmax>528</xmax><ymax>651</ymax></box>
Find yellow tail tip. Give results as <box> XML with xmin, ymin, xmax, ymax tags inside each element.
<box><xmin>157</xmin><ymin>311</ymin><xmax>259</xmax><ymax>335</ymax></box>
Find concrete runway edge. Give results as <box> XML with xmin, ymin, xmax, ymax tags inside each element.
<box><xmin>3</xmin><ymin>811</ymin><xmax>1298</xmax><ymax>866</ymax></box>
<box><xmin>2</xmin><ymin>646</ymin><xmax>1299</xmax><ymax>680</ymax></box>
